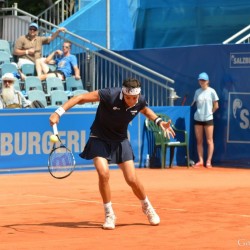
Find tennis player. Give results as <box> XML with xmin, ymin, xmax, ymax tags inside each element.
<box><xmin>49</xmin><ymin>78</ymin><xmax>175</xmax><ymax>230</ymax></box>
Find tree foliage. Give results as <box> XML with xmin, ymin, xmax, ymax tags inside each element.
<box><xmin>6</xmin><ymin>0</ymin><xmax>56</xmax><ymax>16</ymax></box>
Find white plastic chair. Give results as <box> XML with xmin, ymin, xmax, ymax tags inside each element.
<box><xmin>45</xmin><ymin>77</ymin><xmax>64</xmax><ymax>97</ymax></box>
<box><xmin>27</xmin><ymin>90</ymin><xmax>47</xmax><ymax>107</ymax></box>
<box><xmin>0</xmin><ymin>39</ymin><xmax>12</xmax><ymax>59</ymax></box>
<box><xmin>21</xmin><ymin>64</ymin><xmax>36</xmax><ymax>76</ymax></box>
<box><xmin>0</xmin><ymin>51</ymin><xmax>10</xmax><ymax>66</ymax></box>
<box><xmin>1</xmin><ymin>63</ymin><xmax>18</xmax><ymax>75</ymax></box>
<box><xmin>0</xmin><ymin>52</ymin><xmax>11</xmax><ymax>78</ymax></box>
<box><xmin>50</xmin><ymin>90</ymin><xmax>68</xmax><ymax>106</ymax></box>
<box><xmin>13</xmin><ymin>77</ymin><xmax>21</xmax><ymax>91</ymax></box>
<box><xmin>65</xmin><ymin>77</ymin><xmax>84</xmax><ymax>91</ymax></box>
<box><xmin>72</xmin><ymin>89</ymin><xmax>89</xmax><ymax>96</ymax></box>
<box><xmin>24</xmin><ymin>76</ymin><xmax>43</xmax><ymax>92</ymax></box>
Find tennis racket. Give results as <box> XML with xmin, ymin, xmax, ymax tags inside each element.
<box><xmin>48</xmin><ymin>124</ymin><xmax>76</xmax><ymax>179</ymax></box>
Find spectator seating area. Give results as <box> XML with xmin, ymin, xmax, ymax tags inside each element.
<box><xmin>0</xmin><ymin>39</ymin><xmax>12</xmax><ymax>60</ymax></box>
<box><xmin>0</xmin><ymin>39</ymin><xmax>97</xmax><ymax>108</ymax></box>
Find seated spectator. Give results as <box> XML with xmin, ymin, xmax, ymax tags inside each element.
<box><xmin>13</xmin><ymin>22</ymin><xmax>66</xmax><ymax>76</ymax></box>
<box><xmin>37</xmin><ymin>41</ymin><xmax>80</xmax><ymax>81</ymax></box>
<box><xmin>0</xmin><ymin>73</ymin><xmax>32</xmax><ymax>109</ymax></box>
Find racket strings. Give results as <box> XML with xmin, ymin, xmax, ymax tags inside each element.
<box><xmin>49</xmin><ymin>147</ymin><xmax>75</xmax><ymax>176</ymax></box>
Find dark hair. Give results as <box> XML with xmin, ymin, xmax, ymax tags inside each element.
<box><xmin>122</xmin><ymin>78</ymin><xmax>141</xmax><ymax>88</ymax></box>
<box><xmin>63</xmin><ymin>41</ymin><xmax>72</xmax><ymax>48</ymax></box>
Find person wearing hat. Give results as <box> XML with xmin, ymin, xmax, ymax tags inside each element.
<box><xmin>0</xmin><ymin>73</ymin><xmax>32</xmax><ymax>109</ymax></box>
<box><xmin>191</xmin><ymin>72</ymin><xmax>219</xmax><ymax>168</ymax></box>
<box><xmin>13</xmin><ymin>22</ymin><xmax>66</xmax><ymax>74</ymax></box>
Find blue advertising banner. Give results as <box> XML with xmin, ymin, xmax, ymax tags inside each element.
<box><xmin>118</xmin><ymin>44</ymin><xmax>250</xmax><ymax>167</ymax></box>
<box><xmin>0</xmin><ymin>109</ymin><xmax>95</xmax><ymax>172</ymax></box>
<box><xmin>0</xmin><ymin>107</ymin><xmax>191</xmax><ymax>174</ymax></box>
<box><xmin>230</xmin><ymin>52</ymin><xmax>250</xmax><ymax>68</ymax></box>
<box><xmin>227</xmin><ymin>93</ymin><xmax>250</xmax><ymax>143</ymax></box>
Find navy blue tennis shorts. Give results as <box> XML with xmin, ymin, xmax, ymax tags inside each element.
<box><xmin>79</xmin><ymin>137</ymin><xmax>135</xmax><ymax>164</ymax></box>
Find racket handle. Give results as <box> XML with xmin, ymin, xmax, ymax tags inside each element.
<box><xmin>53</xmin><ymin>124</ymin><xmax>58</xmax><ymax>135</ymax></box>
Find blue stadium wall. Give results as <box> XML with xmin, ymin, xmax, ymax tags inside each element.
<box><xmin>2</xmin><ymin>1</ymin><xmax>250</xmax><ymax>172</ymax></box>
<box><xmin>133</xmin><ymin>0</ymin><xmax>250</xmax><ymax>48</ymax></box>
<box><xmin>1</xmin><ymin>44</ymin><xmax>250</xmax><ymax>172</ymax></box>
<box><xmin>60</xmin><ymin>0</ymin><xmax>250</xmax><ymax>50</ymax></box>
<box><xmin>0</xmin><ymin>107</ymin><xmax>191</xmax><ymax>174</ymax></box>
<box><xmin>117</xmin><ymin>43</ymin><xmax>250</xmax><ymax>168</ymax></box>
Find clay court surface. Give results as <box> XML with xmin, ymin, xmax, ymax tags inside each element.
<box><xmin>0</xmin><ymin>167</ymin><xmax>250</xmax><ymax>250</ymax></box>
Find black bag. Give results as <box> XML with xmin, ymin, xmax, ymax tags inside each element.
<box><xmin>31</xmin><ymin>100</ymin><xmax>45</xmax><ymax>108</ymax></box>
<box><xmin>149</xmin><ymin>156</ymin><xmax>161</xmax><ymax>168</ymax></box>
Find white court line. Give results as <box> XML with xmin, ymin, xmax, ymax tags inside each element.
<box><xmin>27</xmin><ymin>194</ymin><xmax>187</xmax><ymax>212</ymax></box>
<box><xmin>0</xmin><ymin>200</ymin><xmax>80</xmax><ymax>207</ymax></box>
<box><xmin>0</xmin><ymin>194</ymin><xmax>186</xmax><ymax>212</ymax></box>
<box><xmin>1</xmin><ymin>194</ymin><xmax>250</xmax><ymax>218</ymax></box>
<box><xmin>30</xmin><ymin>195</ymin><xmax>250</xmax><ymax>216</ymax></box>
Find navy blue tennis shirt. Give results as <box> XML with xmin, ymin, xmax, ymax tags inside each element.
<box><xmin>90</xmin><ymin>87</ymin><xmax>147</xmax><ymax>142</ymax></box>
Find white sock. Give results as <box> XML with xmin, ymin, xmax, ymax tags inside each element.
<box><xmin>104</xmin><ymin>201</ymin><xmax>114</xmax><ymax>215</ymax></box>
<box><xmin>140</xmin><ymin>196</ymin><xmax>152</xmax><ymax>207</ymax></box>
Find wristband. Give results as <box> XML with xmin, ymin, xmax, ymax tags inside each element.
<box><xmin>25</xmin><ymin>50</ymin><xmax>28</xmax><ymax>55</ymax></box>
<box><xmin>55</xmin><ymin>107</ymin><xmax>65</xmax><ymax>117</ymax></box>
<box><xmin>154</xmin><ymin>117</ymin><xmax>163</xmax><ymax>126</ymax></box>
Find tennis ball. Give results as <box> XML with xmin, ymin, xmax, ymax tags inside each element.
<box><xmin>50</xmin><ymin>135</ymin><xmax>58</xmax><ymax>143</ymax></box>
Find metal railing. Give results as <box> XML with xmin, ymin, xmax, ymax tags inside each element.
<box><xmin>223</xmin><ymin>24</ymin><xmax>250</xmax><ymax>44</ymax></box>
<box><xmin>36</xmin><ymin>0</ymin><xmax>82</xmax><ymax>31</ymax></box>
<box><xmin>0</xmin><ymin>5</ymin><xmax>177</xmax><ymax>106</ymax></box>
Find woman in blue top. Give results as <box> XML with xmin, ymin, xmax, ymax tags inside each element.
<box><xmin>49</xmin><ymin>78</ymin><xmax>175</xmax><ymax>230</ymax></box>
<box><xmin>191</xmin><ymin>72</ymin><xmax>219</xmax><ymax>168</ymax></box>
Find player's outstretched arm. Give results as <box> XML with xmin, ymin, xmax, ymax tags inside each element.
<box><xmin>140</xmin><ymin>107</ymin><xmax>175</xmax><ymax>139</ymax></box>
<box><xmin>159</xmin><ymin>120</ymin><xmax>175</xmax><ymax>139</ymax></box>
<box><xmin>49</xmin><ymin>90</ymin><xmax>100</xmax><ymax>126</ymax></box>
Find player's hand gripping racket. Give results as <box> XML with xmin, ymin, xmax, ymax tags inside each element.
<box><xmin>48</xmin><ymin>124</ymin><xmax>76</xmax><ymax>179</ymax></box>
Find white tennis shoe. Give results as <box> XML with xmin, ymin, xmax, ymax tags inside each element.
<box><xmin>102</xmin><ymin>214</ymin><xmax>116</xmax><ymax>230</ymax></box>
<box><xmin>142</xmin><ymin>204</ymin><xmax>160</xmax><ymax>225</ymax></box>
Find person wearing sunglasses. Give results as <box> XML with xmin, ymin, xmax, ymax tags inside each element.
<box><xmin>0</xmin><ymin>73</ymin><xmax>32</xmax><ymax>109</ymax></box>
<box><xmin>13</xmin><ymin>22</ymin><xmax>66</xmax><ymax>73</ymax></box>
<box><xmin>37</xmin><ymin>41</ymin><xmax>80</xmax><ymax>81</ymax></box>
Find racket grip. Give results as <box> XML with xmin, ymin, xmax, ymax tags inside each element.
<box><xmin>53</xmin><ymin>124</ymin><xmax>58</xmax><ymax>135</ymax></box>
